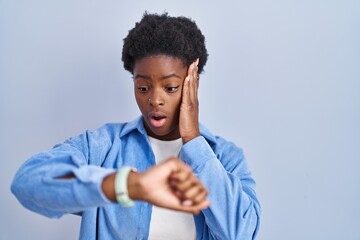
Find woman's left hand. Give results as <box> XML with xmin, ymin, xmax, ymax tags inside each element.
<box><xmin>179</xmin><ymin>58</ymin><xmax>201</xmax><ymax>144</ymax></box>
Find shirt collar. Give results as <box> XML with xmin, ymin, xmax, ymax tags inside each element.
<box><xmin>119</xmin><ymin>116</ymin><xmax>146</xmax><ymax>138</ymax></box>
<box><xmin>119</xmin><ymin>116</ymin><xmax>217</xmax><ymax>145</ymax></box>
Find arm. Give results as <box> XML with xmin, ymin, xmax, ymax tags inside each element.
<box><xmin>178</xmin><ymin>60</ymin><xmax>260</xmax><ymax>239</ymax></box>
<box><xmin>11</xmin><ymin>128</ymin><xmax>210</xmax><ymax>218</ymax></box>
<box><xmin>180</xmin><ymin>136</ymin><xmax>261</xmax><ymax>239</ymax></box>
<box><xmin>11</xmin><ymin>130</ymin><xmax>114</xmax><ymax>218</ymax></box>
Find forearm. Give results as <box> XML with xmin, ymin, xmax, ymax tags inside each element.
<box><xmin>12</xmin><ymin>139</ymin><xmax>210</xmax><ymax>219</ymax></box>
<box><xmin>198</xmin><ymin>158</ymin><xmax>260</xmax><ymax>239</ymax></box>
<box><xmin>11</xmin><ymin>146</ymin><xmax>114</xmax><ymax>218</ymax></box>
<box><xmin>180</xmin><ymin>136</ymin><xmax>261</xmax><ymax>239</ymax></box>
<box><xmin>101</xmin><ymin>170</ymin><xmax>142</xmax><ymax>202</ymax></box>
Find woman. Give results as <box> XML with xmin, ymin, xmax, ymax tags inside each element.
<box><xmin>11</xmin><ymin>12</ymin><xmax>260</xmax><ymax>239</ymax></box>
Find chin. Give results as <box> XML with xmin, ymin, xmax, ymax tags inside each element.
<box><xmin>151</xmin><ymin>128</ymin><xmax>180</xmax><ymax>140</ymax></box>
<box><xmin>151</xmin><ymin>128</ymin><xmax>171</xmax><ymax>137</ymax></box>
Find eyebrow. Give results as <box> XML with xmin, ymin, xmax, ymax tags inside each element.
<box><xmin>134</xmin><ymin>73</ymin><xmax>182</xmax><ymax>81</ymax></box>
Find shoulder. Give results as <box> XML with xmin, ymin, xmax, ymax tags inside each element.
<box><xmin>212</xmin><ymin>136</ymin><xmax>245</xmax><ymax>164</ymax></box>
<box><xmin>200</xmin><ymin>123</ymin><xmax>247</xmax><ymax>172</ymax></box>
<box><xmin>64</xmin><ymin>118</ymin><xmax>142</xmax><ymax>148</ymax></box>
<box><xmin>90</xmin><ymin>116</ymin><xmax>143</xmax><ymax>139</ymax></box>
<box><xmin>199</xmin><ymin>123</ymin><xmax>244</xmax><ymax>156</ymax></box>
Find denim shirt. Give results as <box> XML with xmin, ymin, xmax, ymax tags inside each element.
<box><xmin>11</xmin><ymin>116</ymin><xmax>261</xmax><ymax>239</ymax></box>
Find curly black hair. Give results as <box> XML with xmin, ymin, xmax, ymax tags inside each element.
<box><xmin>122</xmin><ymin>12</ymin><xmax>208</xmax><ymax>74</ymax></box>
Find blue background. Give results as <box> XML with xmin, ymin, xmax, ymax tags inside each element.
<box><xmin>1</xmin><ymin>1</ymin><xmax>359</xmax><ymax>239</ymax></box>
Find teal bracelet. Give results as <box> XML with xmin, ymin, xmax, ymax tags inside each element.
<box><xmin>115</xmin><ymin>166</ymin><xmax>135</xmax><ymax>207</ymax></box>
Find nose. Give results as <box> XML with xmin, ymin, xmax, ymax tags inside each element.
<box><xmin>148</xmin><ymin>89</ymin><xmax>164</xmax><ymax>107</ymax></box>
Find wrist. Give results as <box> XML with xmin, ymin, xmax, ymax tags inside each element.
<box><xmin>127</xmin><ymin>171</ymin><xmax>143</xmax><ymax>201</ymax></box>
<box><xmin>182</xmin><ymin>131</ymin><xmax>200</xmax><ymax>144</ymax></box>
<box><xmin>101</xmin><ymin>172</ymin><xmax>117</xmax><ymax>202</ymax></box>
<box><xmin>114</xmin><ymin>167</ymin><xmax>138</xmax><ymax>207</ymax></box>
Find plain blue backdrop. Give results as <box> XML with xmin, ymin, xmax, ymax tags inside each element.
<box><xmin>1</xmin><ymin>1</ymin><xmax>359</xmax><ymax>239</ymax></box>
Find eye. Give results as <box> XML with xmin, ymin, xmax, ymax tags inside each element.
<box><xmin>165</xmin><ymin>86</ymin><xmax>180</xmax><ymax>93</ymax></box>
<box><xmin>137</xmin><ymin>87</ymin><xmax>149</xmax><ymax>93</ymax></box>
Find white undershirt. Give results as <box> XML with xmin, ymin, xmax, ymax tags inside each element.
<box><xmin>148</xmin><ymin>136</ymin><xmax>196</xmax><ymax>240</ymax></box>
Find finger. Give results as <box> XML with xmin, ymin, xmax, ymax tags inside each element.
<box><xmin>185</xmin><ymin>62</ymin><xmax>195</xmax><ymax>101</ymax></box>
<box><xmin>181</xmin><ymin>75</ymin><xmax>191</xmax><ymax>105</ymax></box>
<box><xmin>194</xmin><ymin>75</ymin><xmax>198</xmax><ymax>100</ymax></box>
<box><xmin>192</xmin><ymin>188</ymin><xmax>209</xmax><ymax>204</ymax></box>
<box><xmin>186</xmin><ymin>60</ymin><xmax>194</xmax><ymax>75</ymax></box>
<box><xmin>194</xmin><ymin>59</ymin><xmax>199</xmax><ymax>99</ymax></box>
<box><xmin>171</xmin><ymin>168</ymin><xmax>200</xmax><ymax>189</ymax></box>
<box><xmin>195</xmin><ymin>58</ymin><xmax>199</xmax><ymax>67</ymax></box>
<box><xmin>192</xmin><ymin>60</ymin><xmax>199</xmax><ymax>104</ymax></box>
<box><xmin>182</xmin><ymin>184</ymin><xmax>205</xmax><ymax>200</ymax></box>
<box><xmin>155</xmin><ymin>158</ymin><xmax>186</xmax><ymax>182</ymax></box>
<box><xmin>159</xmin><ymin>157</ymin><xmax>183</xmax><ymax>172</ymax></box>
<box><xmin>177</xmin><ymin>200</ymin><xmax>211</xmax><ymax>215</ymax></box>
<box><xmin>190</xmin><ymin>62</ymin><xmax>197</xmax><ymax>102</ymax></box>
<box><xmin>182</xmin><ymin>60</ymin><xmax>198</xmax><ymax>107</ymax></box>
<box><xmin>192</xmin><ymin>59</ymin><xmax>198</xmax><ymax>84</ymax></box>
<box><xmin>172</xmin><ymin>175</ymin><xmax>207</xmax><ymax>202</ymax></box>
<box><xmin>172</xmin><ymin>176</ymin><xmax>196</xmax><ymax>192</ymax></box>
<box><xmin>171</xmin><ymin>166</ymin><xmax>192</xmax><ymax>182</ymax></box>
<box><xmin>193</xmin><ymin>59</ymin><xmax>199</xmax><ymax>82</ymax></box>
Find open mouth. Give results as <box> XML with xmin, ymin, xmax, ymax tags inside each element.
<box><xmin>148</xmin><ymin>112</ymin><xmax>167</xmax><ymax>128</ymax></box>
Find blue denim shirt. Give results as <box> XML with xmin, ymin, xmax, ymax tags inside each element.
<box><xmin>11</xmin><ymin>116</ymin><xmax>261</xmax><ymax>239</ymax></box>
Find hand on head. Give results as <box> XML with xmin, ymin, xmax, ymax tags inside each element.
<box><xmin>179</xmin><ymin>58</ymin><xmax>201</xmax><ymax>144</ymax></box>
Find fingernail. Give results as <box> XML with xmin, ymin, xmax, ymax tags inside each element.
<box><xmin>182</xmin><ymin>200</ymin><xmax>193</xmax><ymax>206</ymax></box>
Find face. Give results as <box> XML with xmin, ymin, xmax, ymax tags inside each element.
<box><xmin>133</xmin><ymin>55</ymin><xmax>188</xmax><ymax>140</ymax></box>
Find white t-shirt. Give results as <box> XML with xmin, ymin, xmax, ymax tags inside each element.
<box><xmin>147</xmin><ymin>136</ymin><xmax>196</xmax><ymax>240</ymax></box>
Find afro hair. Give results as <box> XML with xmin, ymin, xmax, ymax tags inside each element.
<box><xmin>122</xmin><ymin>12</ymin><xmax>208</xmax><ymax>74</ymax></box>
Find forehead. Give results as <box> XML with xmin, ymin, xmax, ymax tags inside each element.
<box><xmin>133</xmin><ymin>55</ymin><xmax>187</xmax><ymax>76</ymax></box>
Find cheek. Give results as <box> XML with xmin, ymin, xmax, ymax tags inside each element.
<box><xmin>134</xmin><ymin>94</ymin><xmax>146</xmax><ymax>111</ymax></box>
